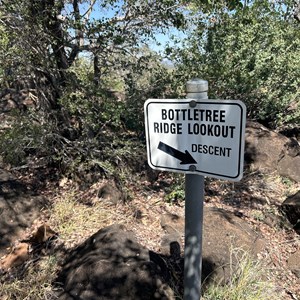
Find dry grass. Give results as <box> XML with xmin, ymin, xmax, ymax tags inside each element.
<box><xmin>1</xmin><ymin>172</ymin><xmax>299</xmax><ymax>299</ymax></box>
<box><xmin>0</xmin><ymin>187</ymin><xmax>135</xmax><ymax>300</ymax></box>
<box><xmin>48</xmin><ymin>188</ymin><xmax>134</xmax><ymax>248</ymax></box>
<box><xmin>0</xmin><ymin>256</ymin><xmax>58</xmax><ymax>300</ymax></box>
<box><xmin>202</xmin><ymin>248</ymin><xmax>283</xmax><ymax>300</ymax></box>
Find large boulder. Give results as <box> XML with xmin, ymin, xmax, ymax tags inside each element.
<box><xmin>202</xmin><ymin>207</ymin><xmax>264</xmax><ymax>282</ymax></box>
<box><xmin>245</xmin><ymin>121</ymin><xmax>300</xmax><ymax>182</ymax></box>
<box><xmin>160</xmin><ymin>207</ymin><xmax>264</xmax><ymax>283</ymax></box>
<box><xmin>56</xmin><ymin>224</ymin><xmax>174</xmax><ymax>300</ymax></box>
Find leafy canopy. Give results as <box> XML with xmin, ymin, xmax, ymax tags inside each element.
<box><xmin>171</xmin><ymin>0</ymin><xmax>300</xmax><ymax>126</ymax></box>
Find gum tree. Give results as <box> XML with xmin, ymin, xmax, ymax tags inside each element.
<box><xmin>0</xmin><ymin>0</ymin><xmax>186</xmax><ymax>109</ymax></box>
<box><xmin>0</xmin><ymin>0</ymin><xmax>189</xmax><ymax>170</ymax></box>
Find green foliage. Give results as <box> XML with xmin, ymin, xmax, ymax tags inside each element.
<box><xmin>59</xmin><ymin>47</ymin><xmax>173</xmax><ymax>135</ymax></box>
<box><xmin>0</xmin><ymin>22</ymin><xmax>8</xmax><ymax>82</ymax></box>
<box><xmin>0</xmin><ymin>0</ymin><xmax>187</xmax><ymax>110</ymax></box>
<box><xmin>2</xmin><ymin>0</ymin><xmax>298</xmax><ymax>184</ymax></box>
<box><xmin>165</xmin><ymin>186</ymin><xmax>185</xmax><ymax>203</ymax></box>
<box><xmin>0</xmin><ymin>112</ymin><xmax>46</xmax><ymax>166</ymax></box>
<box><xmin>188</xmin><ymin>0</ymin><xmax>243</xmax><ymax>12</ymax></box>
<box><xmin>281</xmin><ymin>176</ymin><xmax>293</xmax><ymax>188</ymax></box>
<box><xmin>0</xmin><ymin>11</ymin><xmax>20</xmax><ymax>87</ymax></box>
<box><xmin>0</xmin><ymin>0</ymin><xmax>190</xmax><ymax>181</ymax></box>
<box><xmin>0</xmin><ymin>49</ymin><xmax>157</xmax><ymax>180</ymax></box>
<box><xmin>123</xmin><ymin>48</ymin><xmax>176</xmax><ymax>132</ymax></box>
<box><xmin>171</xmin><ymin>0</ymin><xmax>300</xmax><ymax>127</ymax></box>
<box><xmin>165</xmin><ymin>174</ymin><xmax>185</xmax><ymax>203</ymax></box>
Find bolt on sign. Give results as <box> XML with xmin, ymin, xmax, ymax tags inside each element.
<box><xmin>144</xmin><ymin>99</ymin><xmax>246</xmax><ymax>181</ymax></box>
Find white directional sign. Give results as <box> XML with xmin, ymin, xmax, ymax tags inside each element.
<box><xmin>144</xmin><ymin>99</ymin><xmax>246</xmax><ymax>181</ymax></box>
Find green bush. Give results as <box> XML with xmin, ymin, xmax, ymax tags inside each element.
<box><xmin>172</xmin><ymin>1</ymin><xmax>300</xmax><ymax>127</ymax></box>
<box><xmin>0</xmin><ymin>111</ymin><xmax>46</xmax><ymax>166</ymax></box>
<box><xmin>165</xmin><ymin>174</ymin><xmax>185</xmax><ymax>204</ymax></box>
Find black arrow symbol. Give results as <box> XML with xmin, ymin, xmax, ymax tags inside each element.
<box><xmin>158</xmin><ymin>141</ymin><xmax>197</xmax><ymax>165</ymax></box>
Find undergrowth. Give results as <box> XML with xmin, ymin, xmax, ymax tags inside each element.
<box><xmin>49</xmin><ymin>189</ymin><xmax>132</xmax><ymax>246</ymax></box>
<box><xmin>0</xmin><ymin>255</ymin><xmax>58</xmax><ymax>300</ymax></box>
<box><xmin>202</xmin><ymin>248</ymin><xmax>281</xmax><ymax>300</ymax></box>
<box><xmin>0</xmin><ymin>189</ymin><xmax>134</xmax><ymax>299</ymax></box>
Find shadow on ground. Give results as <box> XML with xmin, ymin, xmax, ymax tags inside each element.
<box><xmin>55</xmin><ymin>224</ymin><xmax>216</xmax><ymax>300</ymax></box>
<box><xmin>0</xmin><ymin>168</ymin><xmax>49</xmax><ymax>255</ymax></box>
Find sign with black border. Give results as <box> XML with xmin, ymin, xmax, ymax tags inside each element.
<box><xmin>144</xmin><ymin>99</ymin><xmax>246</xmax><ymax>181</ymax></box>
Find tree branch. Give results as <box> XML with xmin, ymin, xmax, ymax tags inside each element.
<box><xmin>82</xmin><ymin>0</ymin><xmax>96</xmax><ymax>22</ymax></box>
<box><xmin>294</xmin><ymin>0</ymin><xmax>300</xmax><ymax>23</ymax></box>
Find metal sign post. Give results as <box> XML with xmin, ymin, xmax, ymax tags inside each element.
<box><xmin>184</xmin><ymin>79</ymin><xmax>208</xmax><ymax>300</ymax></box>
<box><xmin>144</xmin><ymin>78</ymin><xmax>246</xmax><ymax>300</ymax></box>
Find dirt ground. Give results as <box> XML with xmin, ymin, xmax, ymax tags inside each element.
<box><xmin>0</xmin><ymin>166</ymin><xmax>300</xmax><ymax>299</ymax></box>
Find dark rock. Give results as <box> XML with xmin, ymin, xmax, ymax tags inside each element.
<box><xmin>245</xmin><ymin>121</ymin><xmax>285</xmax><ymax>169</ymax></box>
<box><xmin>160</xmin><ymin>214</ymin><xmax>183</xmax><ymax>257</ymax></box>
<box><xmin>160</xmin><ymin>213</ymin><xmax>184</xmax><ymax>235</ymax></box>
<box><xmin>278</xmin><ymin>156</ymin><xmax>300</xmax><ymax>183</ymax></box>
<box><xmin>281</xmin><ymin>191</ymin><xmax>300</xmax><ymax>234</ymax></box>
<box><xmin>97</xmin><ymin>180</ymin><xmax>124</xmax><ymax>205</ymax></box>
<box><xmin>202</xmin><ymin>207</ymin><xmax>264</xmax><ymax>282</ymax></box>
<box><xmin>56</xmin><ymin>224</ymin><xmax>174</xmax><ymax>300</ymax></box>
<box><xmin>160</xmin><ymin>233</ymin><xmax>181</xmax><ymax>256</ymax></box>
<box><xmin>278</xmin><ymin>126</ymin><xmax>300</xmax><ymax>141</ymax></box>
<box><xmin>160</xmin><ymin>207</ymin><xmax>264</xmax><ymax>283</ymax></box>
<box><xmin>284</xmin><ymin>138</ymin><xmax>300</xmax><ymax>157</ymax></box>
<box><xmin>245</xmin><ymin>121</ymin><xmax>300</xmax><ymax>182</ymax></box>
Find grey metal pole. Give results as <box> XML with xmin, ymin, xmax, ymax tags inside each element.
<box><xmin>184</xmin><ymin>78</ymin><xmax>208</xmax><ymax>300</ymax></box>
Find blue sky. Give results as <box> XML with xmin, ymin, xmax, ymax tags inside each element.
<box><xmin>65</xmin><ymin>0</ymin><xmax>186</xmax><ymax>53</ymax></box>
<box><xmin>148</xmin><ymin>31</ymin><xmax>186</xmax><ymax>53</ymax></box>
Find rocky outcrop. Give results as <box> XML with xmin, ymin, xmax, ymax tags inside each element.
<box><xmin>245</xmin><ymin>121</ymin><xmax>300</xmax><ymax>182</ymax></box>
<box><xmin>160</xmin><ymin>207</ymin><xmax>264</xmax><ymax>283</ymax></box>
<box><xmin>56</xmin><ymin>224</ymin><xmax>174</xmax><ymax>300</ymax></box>
<box><xmin>202</xmin><ymin>207</ymin><xmax>264</xmax><ymax>281</ymax></box>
